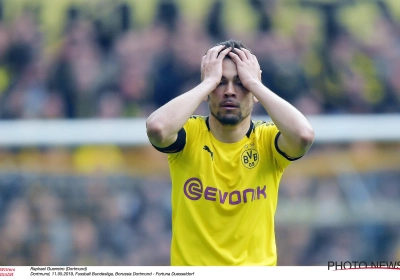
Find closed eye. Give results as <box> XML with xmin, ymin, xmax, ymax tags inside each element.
<box><xmin>235</xmin><ymin>81</ymin><xmax>244</xmax><ymax>87</ymax></box>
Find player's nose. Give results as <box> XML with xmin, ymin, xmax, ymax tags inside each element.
<box><xmin>224</xmin><ymin>82</ymin><xmax>236</xmax><ymax>97</ymax></box>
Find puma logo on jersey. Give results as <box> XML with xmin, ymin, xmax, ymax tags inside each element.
<box><xmin>203</xmin><ymin>145</ymin><xmax>214</xmax><ymax>160</ymax></box>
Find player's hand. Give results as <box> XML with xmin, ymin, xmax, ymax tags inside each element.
<box><xmin>201</xmin><ymin>45</ymin><xmax>231</xmax><ymax>87</ymax></box>
<box><xmin>228</xmin><ymin>48</ymin><xmax>262</xmax><ymax>89</ymax></box>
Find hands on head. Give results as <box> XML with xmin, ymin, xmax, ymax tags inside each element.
<box><xmin>228</xmin><ymin>48</ymin><xmax>262</xmax><ymax>86</ymax></box>
<box><xmin>201</xmin><ymin>45</ymin><xmax>262</xmax><ymax>89</ymax></box>
<box><xmin>201</xmin><ymin>45</ymin><xmax>231</xmax><ymax>85</ymax></box>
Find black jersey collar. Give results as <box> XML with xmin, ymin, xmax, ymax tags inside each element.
<box><xmin>205</xmin><ymin>116</ymin><xmax>254</xmax><ymax>138</ymax></box>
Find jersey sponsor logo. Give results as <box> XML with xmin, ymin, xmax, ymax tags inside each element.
<box><xmin>241</xmin><ymin>147</ymin><xmax>259</xmax><ymax>169</ymax></box>
<box><xmin>203</xmin><ymin>145</ymin><xmax>213</xmax><ymax>160</ymax></box>
<box><xmin>183</xmin><ymin>177</ymin><xmax>267</xmax><ymax>205</ymax></box>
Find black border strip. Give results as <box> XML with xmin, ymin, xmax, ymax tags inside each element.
<box><xmin>246</xmin><ymin>121</ymin><xmax>254</xmax><ymax>138</ymax></box>
<box><xmin>151</xmin><ymin>128</ymin><xmax>186</xmax><ymax>153</ymax></box>
<box><xmin>274</xmin><ymin>132</ymin><xmax>303</xmax><ymax>161</ymax></box>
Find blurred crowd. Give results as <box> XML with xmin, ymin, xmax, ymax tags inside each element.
<box><xmin>0</xmin><ymin>0</ymin><xmax>400</xmax><ymax>267</ymax></box>
<box><xmin>0</xmin><ymin>172</ymin><xmax>173</xmax><ymax>265</ymax></box>
<box><xmin>0</xmin><ymin>169</ymin><xmax>399</xmax><ymax>266</ymax></box>
<box><xmin>1</xmin><ymin>0</ymin><xmax>400</xmax><ymax>119</ymax></box>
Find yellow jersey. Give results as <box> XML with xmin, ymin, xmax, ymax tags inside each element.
<box><xmin>153</xmin><ymin>115</ymin><xmax>296</xmax><ymax>266</ymax></box>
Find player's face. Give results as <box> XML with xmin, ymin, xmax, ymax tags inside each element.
<box><xmin>208</xmin><ymin>58</ymin><xmax>254</xmax><ymax>126</ymax></box>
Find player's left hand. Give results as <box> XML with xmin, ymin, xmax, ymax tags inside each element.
<box><xmin>228</xmin><ymin>48</ymin><xmax>262</xmax><ymax>89</ymax></box>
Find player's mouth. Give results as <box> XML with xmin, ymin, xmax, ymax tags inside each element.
<box><xmin>220</xmin><ymin>101</ymin><xmax>239</xmax><ymax>110</ymax></box>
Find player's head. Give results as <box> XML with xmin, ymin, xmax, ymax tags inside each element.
<box><xmin>207</xmin><ymin>39</ymin><xmax>256</xmax><ymax>126</ymax></box>
<box><xmin>215</xmin><ymin>39</ymin><xmax>252</xmax><ymax>57</ymax></box>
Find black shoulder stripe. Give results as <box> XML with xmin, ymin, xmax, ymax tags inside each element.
<box><xmin>274</xmin><ymin>132</ymin><xmax>302</xmax><ymax>161</ymax></box>
<box><xmin>151</xmin><ymin>128</ymin><xmax>186</xmax><ymax>154</ymax></box>
<box><xmin>246</xmin><ymin>120</ymin><xmax>254</xmax><ymax>138</ymax></box>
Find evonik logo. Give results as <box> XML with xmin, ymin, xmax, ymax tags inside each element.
<box><xmin>183</xmin><ymin>177</ymin><xmax>267</xmax><ymax>205</ymax></box>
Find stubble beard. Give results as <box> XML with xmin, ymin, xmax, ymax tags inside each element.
<box><xmin>210</xmin><ymin>109</ymin><xmax>248</xmax><ymax>126</ymax></box>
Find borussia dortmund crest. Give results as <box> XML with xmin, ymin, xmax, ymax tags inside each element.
<box><xmin>241</xmin><ymin>148</ymin><xmax>259</xmax><ymax>169</ymax></box>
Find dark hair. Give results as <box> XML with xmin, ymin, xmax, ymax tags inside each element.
<box><xmin>216</xmin><ymin>39</ymin><xmax>252</xmax><ymax>56</ymax></box>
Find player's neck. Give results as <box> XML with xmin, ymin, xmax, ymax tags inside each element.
<box><xmin>209</xmin><ymin>115</ymin><xmax>252</xmax><ymax>143</ymax></box>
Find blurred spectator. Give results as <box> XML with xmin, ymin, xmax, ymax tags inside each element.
<box><xmin>96</xmin><ymin>87</ymin><xmax>124</xmax><ymax>118</ymax></box>
<box><xmin>0</xmin><ymin>0</ymin><xmax>399</xmax><ymax>118</ymax></box>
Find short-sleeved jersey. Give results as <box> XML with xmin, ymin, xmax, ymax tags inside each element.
<box><xmin>154</xmin><ymin>115</ymin><xmax>296</xmax><ymax>266</ymax></box>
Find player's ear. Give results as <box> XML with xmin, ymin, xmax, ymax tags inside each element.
<box><xmin>204</xmin><ymin>95</ymin><xmax>210</xmax><ymax>102</ymax></box>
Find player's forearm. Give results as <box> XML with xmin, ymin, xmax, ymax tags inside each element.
<box><xmin>249</xmin><ymin>81</ymin><xmax>314</xmax><ymax>156</ymax></box>
<box><xmin>146</xmin><ymin>80</ymin><xmax>216</xmax><ymax>147</ymax></box>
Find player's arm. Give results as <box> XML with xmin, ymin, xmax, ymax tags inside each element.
<box><xmin>228</xmin><ymin>48</ymin><xmax>314</xmax><ymax>159</ymax></box>
<box><xmin>146</xmin><ymin>46</ymin><xmax>231</xmax><ymax>148</ymax></box>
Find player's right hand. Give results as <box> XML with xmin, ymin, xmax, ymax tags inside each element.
<box><xmin>201</xmin><ymin>45</ymin><xmax>231</xmax><ymax>87</ymax></box>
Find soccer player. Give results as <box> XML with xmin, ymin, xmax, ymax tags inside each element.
<box><xmin>146</xmin><ymin>39</ymin><xmax>314</xmax><ymax>265</ymax></box>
